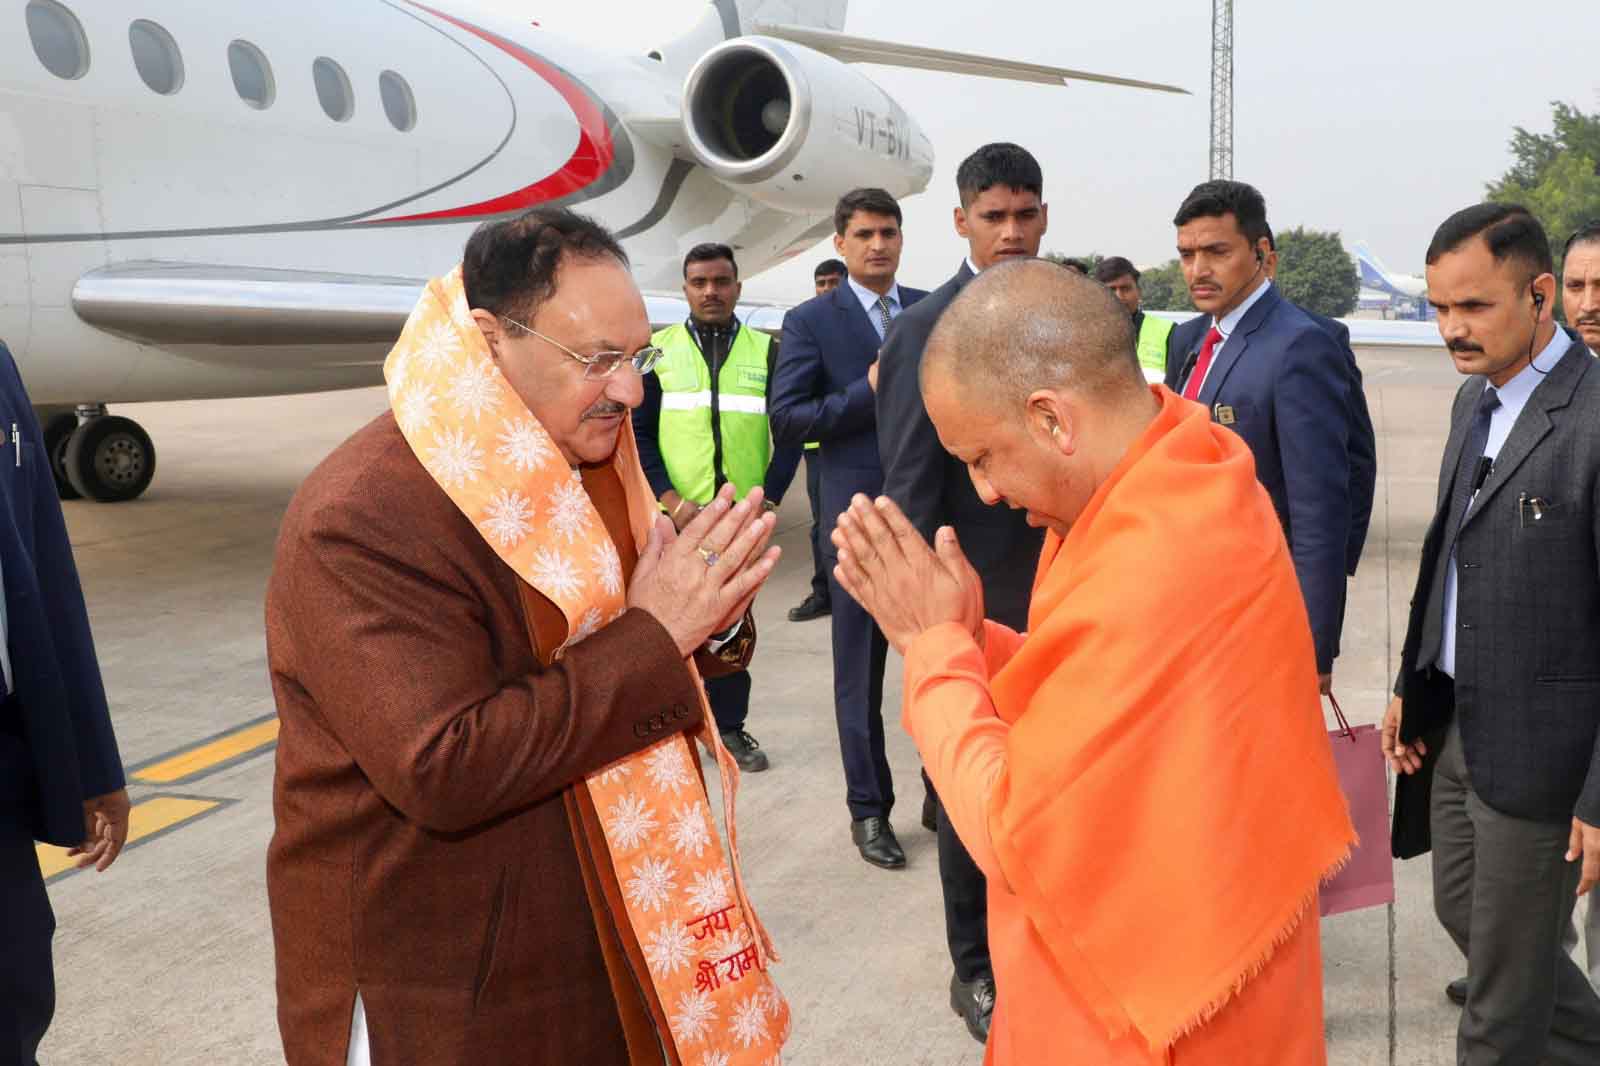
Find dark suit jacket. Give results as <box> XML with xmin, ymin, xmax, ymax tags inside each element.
<box><xmin>875</xmin><ymin>262</ymin><xmax>1043</xmax><ymax>629</ymax></box>
<box><xmin>1162</xmin><ymin>286</ymin><xmax>1354</xmax><ymax>671</ymax></box>
<box><xmin>1169</xmin><ymin>307</ymin><xmax>1375</xmax><ymax>577</ymax></box>
<box><xmin>0</xmin><ymin>340</ymin><xmax>121</xmax><ymax>847</ymax></box>
<box><xmin>1391</xmin><ymin>341</ymin><xmax>1600</xmax><ymax>857</ymax></box>
<box><xmin>770</xmin><ymin>279</ymin><xmax>928</xmax><ymax>555</ymax></box>
<box><xmin>266</xmin><ymin>412</ymin><xmax>752</xmax><ymax>1065</ymax></box>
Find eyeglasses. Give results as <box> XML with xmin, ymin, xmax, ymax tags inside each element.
<box><xmin>500</xmin><ymin>315</ymin><xmax>663</xmax><ymax>379</ymax></box>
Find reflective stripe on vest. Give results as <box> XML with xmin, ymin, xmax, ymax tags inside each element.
<box><xmin>651</xmin><ymin>323</ymin><xmax>773</xmax><ymax>505</ymax></box>
<box><xmin>1136</xmin><ymin>314</ymin><xmax>1174</xmax><ymax>380</ymax></box>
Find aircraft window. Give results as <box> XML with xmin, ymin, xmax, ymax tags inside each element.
<box><xmin>25</xmin><ymin>0</ymin><xmax>90</xmax><ymax>81</ymax></box>
<box><xmin>228</xmin><ymin>40</ymin><xmax>275</xmax><ymax>109</ymax></box>
<box><xmin>129</xmin><ymin>20</ymin><xmax>183</xmax><ymax>95</ymax></box>
<box><xmin>378</xmin><ymin>70</ymin><xmax>416</xmax><ymax>132</ymax></box>
<box><xmin>312</xmin><ymin>57</ymin><xmax>354</xmax><ymax>122</ymax></box>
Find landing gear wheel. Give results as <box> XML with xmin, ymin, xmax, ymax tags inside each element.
<box><xmin>63</xmin><ymin>415</ymin><xmax>156</xmax><ymax>502</ymax></box>
<box><xmin>41</xmin><ymin>413</ymin><xmax>82</xmax><ymax>500</ymax></box>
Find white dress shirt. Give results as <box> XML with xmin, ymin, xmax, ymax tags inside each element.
<box><xmin>1191</xmin><ymin>279</ymin><xmax>1274</xmax><ymax>395</ymax></box>
<box><xmin>1438</xmin><ymin>327</ymin><xmax>1571</xmax><ymax>676</ymax></box>
<box><xmin>847</xmin><ymin>275</ymin><xmax>903</xmax><ymax>340</ymax></box>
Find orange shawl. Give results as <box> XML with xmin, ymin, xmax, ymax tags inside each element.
<box><xmin>984</xmin><ymin>388</ymin><xmax>1353</xmax><ymax>1050</ymax></box>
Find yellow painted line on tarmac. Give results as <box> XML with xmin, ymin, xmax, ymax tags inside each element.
<box><xmin>35</xmin><ymin>795</ymin><xmax>222</xmax><ymax>881</ymax></box>
<box><xmin>131</xmin><ymin>715</ymin><xmax>280</xmax><ymax>784</ymax></box>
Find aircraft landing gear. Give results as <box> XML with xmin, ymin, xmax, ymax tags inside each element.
<box><xmin>40</xmin><ymin>411</ymin><xmax>82</xmax><ymax>500</ymax></box>
<box><xmin>40</xmin><ymin>405</ymin><xmax>158</xmax><ymax>502</ymax></box>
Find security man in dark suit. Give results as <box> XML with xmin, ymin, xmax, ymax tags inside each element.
<box><xmin>1171</xmin><ymin>229</ymin><xmax>1377</xmax><ymax>582</ymax></box>
<box><xmin>875</xmin><ymin>143</ymin><xmax>1048</xmax><ymax>1043</ymax></box>
<box><xmin>0</xmin><ymin>339</ymin><xmax>128</xmax><ymax>1065</ymax></box>
<box><xmin>1383</xmin><ymin>204</ymin><xmax>1600</xmax><ymax>1064</ymax></box>
<box><xmin>1162</xmin><ymin>181</ymin><xmax>1358</xmax><ymax>690</ymax></box>
<box><xmin>788</xmin><ymin>258</ymin><xmax>849</xmax><ymax>624</ymax></box>
<box><xmin>771</xmin><ymin>189</ymin><xmax>927</xmax><ymax>869</ymax></box>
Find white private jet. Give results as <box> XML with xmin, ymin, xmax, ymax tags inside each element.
<box><xmin>1</xmin><ymin>0</ymin><xmax>1186</xmax><ymax>500</ymax></box>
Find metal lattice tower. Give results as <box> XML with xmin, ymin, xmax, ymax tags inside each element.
<box><xmin>1209</xmin><ymin>0</ymin><xmax>1234</xmax><ymax>180</ymax></box>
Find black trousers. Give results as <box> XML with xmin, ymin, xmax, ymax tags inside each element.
<box><xmin>705</xmin><ymin>669</ymin><xmax>750</xmax><ymax>734</ymax></box>
<box><xmin>0</xmin><ymin>731</ymin><xmax>54</xmax><ymax>1066</ymax></box>
<box><xmin>927</xmin><ymin>781</ymin><xmax>990</xmax><ymax>981</ymax></box>
<box><xmin>805</xmin><ymin>454</ymin><xmax>828</xmax><ymax>602</ymax></box>
<box><xmin>827</xmin><ymin>569</ymin><xmax>891</xmax><ymax>820</ymax></box>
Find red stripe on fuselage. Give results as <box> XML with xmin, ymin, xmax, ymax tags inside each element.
<box><xmin>376</xmin><ymin>3</ymin><xmax>616</xmax><ymax>223</ymax></box>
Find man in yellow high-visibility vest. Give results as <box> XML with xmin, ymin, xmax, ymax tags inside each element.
<box><xmin>1095</xmin><ymin>256</ymin><xmax>1172</xmax><ymax>383</ymax></box>
<box><xmin>633</xmin><ymin>243</ymin><xmax>802</xmax><ymax>772</ymax></box>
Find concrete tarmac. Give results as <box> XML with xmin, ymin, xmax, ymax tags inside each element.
<box><xmin>35</xmin><ymin>347</ymin><xmax>1566</xmax><ymax>1064</ymax></box>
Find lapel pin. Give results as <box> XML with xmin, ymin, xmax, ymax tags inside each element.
<box><xmin>1213</xmin><ymin>404</ymin><xmax>1236</xmax><ymax>426</ymax></box>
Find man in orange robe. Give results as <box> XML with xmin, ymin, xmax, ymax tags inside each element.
<box><xmin>832</xmin><ymin>259</ymin><xmax>1355</xmax><ymax>1064</ymax></box>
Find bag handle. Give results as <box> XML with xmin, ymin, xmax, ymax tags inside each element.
<box><xmin>1326</xmin><ymin>691</ymin><xmax>1356</xmax><ymax>741</ymax></box>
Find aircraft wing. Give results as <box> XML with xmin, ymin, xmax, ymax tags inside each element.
<box><xmin>70</xmin><ymin>262</ymin><xmax>791</xmax><ymax>373</ymax></box>
<box><xmin>753</xmin><ymin>23</ymin><xmax>1189</xmax><ymax>93</ymax></box>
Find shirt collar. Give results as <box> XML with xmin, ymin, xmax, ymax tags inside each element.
<box><xmin>847</xmin><ymin>274</ymin><xmax>900</xmax><ymax>317</ymax></box>
<box><xmin>1213</xmin><ymin>279</ymin><xmax>1273</xmax><ymax>339</ymax></box>
<box><xmin>1486</xmin><ymin>326</ymin><xmax>1570</xmax><ymax>415</ymax></box>
<box><xmin>965</xmin><ymin>256</ymin><xmax>981</xmax><ymax>277</ymax></box>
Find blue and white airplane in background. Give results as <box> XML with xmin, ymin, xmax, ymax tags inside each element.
<box><xmin>1353</xmin><ymin>240</ymin><xmax>1431</xmax><ymax>319</ymax></box>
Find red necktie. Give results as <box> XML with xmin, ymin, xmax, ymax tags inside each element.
<box><xmin>1182</xmin><ymin>325</ymin><xmax>1224</xmax><ymax>401</ymax></box>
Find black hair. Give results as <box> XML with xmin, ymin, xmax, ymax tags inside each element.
<box><xmin>1563</xmin><ymin>219</ymin><xmax>1600</xmax><ymax>259</ymax></box>
<box><xmin>683</xmin><ymin>242</ymin><xmax>738</xmax><ymax>278</ymax></box>
<box><xmin>462</xmin><ymin>207</ymin><xmax>628</xmax><ymax>322</ymax></box>
<box><xmin>1062</xmin><ymin>258</ymin><xmax>1089</xmax><ymax>275</ymax></box>
<box><xmin>955</xmin><ymin>143</ymin><xmax>1043</xmax><ymax>209</ymax></box>
<box><xmin>1173</xmin><ymin>180</ymin><xmax>1271</xmax><ymax>248</ymax></box>
<box><xmin>1093</xmin><ymin>256</ymin><xmax>1140</xmax><ymax>285</ymax></box>
<box><xmin>833</xmin><ymin>188</ymin><xmax>902</xmax><ymax>236</ymax></box>
<box><xmin>1425</xmin><ymin>203</ymin><xmax>1552</xmax><ymax>277</ymax></box>
<box><xmin>813</xmin><ymin>258</ymin><xmax>846</xmax><ymax>279</ymax></box>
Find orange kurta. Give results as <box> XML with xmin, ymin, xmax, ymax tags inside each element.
<box><xmin>903</xmin><ymin>387</ymin><xmax>1354</xmax><ymax>1065</ymax></box>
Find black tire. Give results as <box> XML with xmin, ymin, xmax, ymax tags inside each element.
<box><xmin>41</xmin><ymin>413</ymin><xmax>82</xmax><ymax>500</ymax></box>
<box><xmin>63</xmin><ymin>415</ymin><xmax>157</xmax><ymax>502</ymax></box>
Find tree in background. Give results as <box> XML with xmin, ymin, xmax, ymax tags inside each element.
<box><xmin>1044</xmin><ymin>251</ymin><xmax>1103</xmax><ymax>276</ymax></box>
<box><xmin>1138</xmin><ymin>261</ymin><xmax>1194</xmax><ymax>313</ymax></box>
<box><xmin>1487</xmin><ymin>101</ymin><xmax>1600</xmax><ymax>292</ymax></box>
<box><xmin>1274</xmin><ymin>228</ymin><xmax>1359</xmax><ymax>318</ymax></box>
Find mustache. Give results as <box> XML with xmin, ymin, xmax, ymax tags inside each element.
<box><xmin>582</xmin><ymin>401</ymin><xmax>628</xmax><ymax>421</ymax></box>
<box><xmin>1576</xmin><ymin>316</ymin><xmax>1600</xmax><ymax>327</ymax></box>
<box><xmin>1446</xmin><ymin>339</ymin><xmax>1484</xmax><ymax>354</ymax></box>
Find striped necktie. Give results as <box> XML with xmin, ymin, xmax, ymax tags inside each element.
<box><xmin>874</xmin><ymin>295</ymin><xmax>893</xmax><ymax>338</ymax></box>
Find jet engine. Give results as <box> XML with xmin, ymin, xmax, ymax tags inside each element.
<box><xmin>682</xmin><ymin>37</ymin><xmax>934</xmax><ymax>212</ymax></box>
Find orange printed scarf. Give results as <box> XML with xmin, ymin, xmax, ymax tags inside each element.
<box><xmin>384</xmin><ymin>267</ymin><xmax>788</xmax><ymax>1062</ymax></box>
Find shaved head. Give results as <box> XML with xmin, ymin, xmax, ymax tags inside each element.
<box><xmin>922</xmin><ymin>258</ymin><xmax>1144</xmax><ymax>406</ymax></box>
<box><xmin>918</xmin><ymin>258</ymin><xmax>1159</xmax><ymax>537</ymax></box>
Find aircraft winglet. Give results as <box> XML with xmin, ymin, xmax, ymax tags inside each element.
<box><xmin>752</xmin><ymin>23</ymin><xmax>1189</xmax><ymax>93</ymax></box>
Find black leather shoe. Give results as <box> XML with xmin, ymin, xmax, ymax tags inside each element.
<box><xmin>720</xmin><ymin>730</ymin><xmax>769</xmax><ymax>773</ymax></box>
<box><xmin>950</xmin><ymin>972</ymin><xmax>995</xmax><ymax>1044</ymax></box>
<box><xmin>1446</xmin><ymin>977</ymin><xmax>1468</xmax><ymax>1007</ymax></box>
<box><xmin>788</xmin><ymin>592</ymin><xmax>831</xmax><ymax>622</ymax></box>
<box><xmin>850</xmin><ymin>817</ymin><xmax>905</xmax><ymax>869</ymax></box>
<box><xmin>921</xmin><ymin>791</ymin><xmax>938</xmax><ymax>833</ymax></box>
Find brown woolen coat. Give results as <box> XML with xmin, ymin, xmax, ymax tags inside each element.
<box><xmin>265</xmin><ymin>412</ymin><xmax>751</xmax><ymax>1065</ymax></box>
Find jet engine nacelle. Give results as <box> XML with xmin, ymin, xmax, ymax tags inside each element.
<box><xmin>682</xmin><ymin>37</ymin><xmax>934</xmax><ymax>212</ymax></box>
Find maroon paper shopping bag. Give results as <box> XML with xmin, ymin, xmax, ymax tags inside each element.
<box><xmin>1319</xmin><ymin>695</ymin><xmax>1396</xmax><ymax>917</ymax></box>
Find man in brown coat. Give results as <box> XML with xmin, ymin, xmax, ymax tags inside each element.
<box><xmin>266</xmin><ymin>209</ymin><xmax>783</xmax><ymax>1065</ymax></box>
